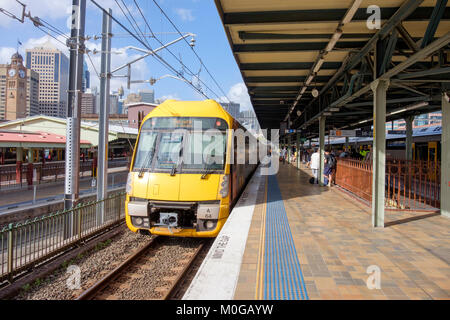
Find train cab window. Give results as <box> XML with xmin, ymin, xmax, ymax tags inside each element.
<box><xmin>132</xmin><ymin>117</ymin><xmax>228</xmax><ymax>173</ymax></box>
<box><xmin>154</xmin><ymin>132</ymin><xmax>184</xmax><ymax>169</ymax></box>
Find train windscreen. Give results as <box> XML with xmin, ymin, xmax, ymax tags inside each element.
<box><xmin>133</xmin><ymin>117</ymin><xmax>228</xmax><ymax>174</ymax></box>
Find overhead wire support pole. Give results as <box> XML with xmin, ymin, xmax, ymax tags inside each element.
<box><xmin>64</xmin><ymin>0</ymin><xmax>86</xmax><ymax>238</ymax></box>
<box><xmin>97</xmin><ymin>8</ymin><xmax>112</xmax><ymax>226</ymax></box>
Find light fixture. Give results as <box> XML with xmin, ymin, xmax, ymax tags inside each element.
<box><xmin>300</xmin><ymin>87</ymin><xmax>307</xmax><ymax>95</ymax></box>
<box><xmin>297</xmin><ymin>110</ymin><xmax>302</xmax><ymax>117</ymax></box>
<box><xmin>329</xmin><ymin>107</ymin><xmax>340</xmax><ymax>112</ymax></box>
<box><xmin>387</xmin><ymin>101</ymin><xmax>429</xmax><ymax>116</ymax></box>
<box><xmin>305</xmin><ymin>75</ymin><xmax>314</xmax><ymax>86</ymax></box>
<box><xmin>312</xmin><ymin>88</ymin><xmax>319</xmax><ymax>98</ymax></box>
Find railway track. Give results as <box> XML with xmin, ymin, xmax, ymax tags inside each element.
<box><xmin>76</xmin><ymin>236</ymin><xmax>212</xmax><ymax>300</ymax></box>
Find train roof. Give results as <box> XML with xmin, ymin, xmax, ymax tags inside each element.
<box><xmin>329</xmin><ymin>125</ymin><xmax>442</xmax><ymax>145</ymax></box>
<box><xmin>142</xmin><ymin>99</ymin><xmax>234</xmax><ymax>124</ymax></box>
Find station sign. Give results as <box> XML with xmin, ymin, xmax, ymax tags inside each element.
<box><xmin>330</xmin><ymin>130</ymin><xmax>357</xmax><ymax>137</ymax></box>
<box><xmin>388</xmin><ymin>130</ymin><xmax>406</xmax><ymax>135</ymax></box>
<box><xmin>330</xmin><ymin>130</ymin><xmax>373</xmax><ymax>137</ymax></box>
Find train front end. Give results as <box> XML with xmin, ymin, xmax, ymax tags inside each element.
<box><xmin>125</xmin><ymin>102</ymin><xmax>232</xmax><ymax>237</ymax></box>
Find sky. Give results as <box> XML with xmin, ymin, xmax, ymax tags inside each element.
<box><xmin>0</xmin><ymin>0</ymin><xmax>253</xmax><ymax>111</ymax></box>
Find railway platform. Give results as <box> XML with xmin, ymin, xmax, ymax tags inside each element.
<box><xmin>184</xmin><ymin>163</ymin><xmax>450</xmax><ymax>300</ymax></box>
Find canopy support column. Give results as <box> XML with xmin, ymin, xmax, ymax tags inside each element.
<box><xmin>371</xmin><ymin>79</ymin><xmax>390</xmax><ymax>228</ymax></box>
<box><xmin>441</xmin><ymin>92</ymin><xmax>450</xmax><ymax>218</ymax></box>
<box><xmin>319</xmin><ymin>116</ymin><xmax>325</xmax><ymax>186</ymax></box>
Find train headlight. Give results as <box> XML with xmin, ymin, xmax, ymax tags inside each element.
<box><xmin>126</xmin><ymin>173</ymin><xmax>133</xmax><ymax>194</ymax></box>
<box><xmin>219</xmin><ymin>174</ymin><xmax>229</xmax><ymax>198</ymax></box>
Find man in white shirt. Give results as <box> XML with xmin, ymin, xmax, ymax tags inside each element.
<box><xmin>280</xmin><ymin>147</ymin><xmax>287</xmax><ymax>164</ymax></box>
<box><xmin>309</xmin><ymin>148</ymin><xmax>320</xmax><ymax>184</ymax></box>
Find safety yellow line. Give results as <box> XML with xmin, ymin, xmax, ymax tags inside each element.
<box><xmin>255</xmin><ymin>176</ymin><xmax>268</xmax><ymax>300</ymax></box>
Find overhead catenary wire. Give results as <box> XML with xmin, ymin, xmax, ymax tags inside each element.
<box><xmin>130</xmin><ymin>0</ymin><xmax>225</xmax><ymax>100</ymax></box>
<box><xmin>149</xmin><ymin>0</ymin><xmax>232</xmax><ymax>104</ymax></box>
<box><xmin>90</xmin><ymin>0</ymin><xmax>210</xmax><ymax>100</ymax></box>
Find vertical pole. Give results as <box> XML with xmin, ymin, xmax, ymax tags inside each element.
<box><xmin>287</xmin><ymin>134</ymin><xmax>291</xmax><ymax>163</ymax></box>
<box><xmin>97</xmin><ymin>8</ymin><xmax>112</xmax><ymax>226</ymax></box>
<box><xmin>319</xmin><ymin>116</ymin><xmax>325</xmax><ymax>186</ymax></box>
<box><xmin>441</xmin><ymin>92</ymin><xmax>450</xmax><ymax>218</ymax></box>
<box><xmin>296</xmin><ymin>132</ymin><xmax>300</xmax><ymax>169</ymax></box>
<box><xmin>65</xmin><ymin>0</ymin><xmax>86</xmax><ymax>211</ymax></box>
<box><xmin>345</xmin><ymin>136</ymin><xmax>349</xmax><ymax>152</ymax></box>
<box><xmin>405</xmin><ymin>115</ymin><xmax>414</xmax><ymax>161</ymax></box>
<box><xmin>371</xmin><ymin>79</ymin><xmax>389</xmax><ymax>227</ymax></box>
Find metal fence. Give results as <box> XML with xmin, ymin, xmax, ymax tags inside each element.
<box><xmin>0</xmin><ymin>157</ymin><xmax>129</xmax><ymax>190</ymax></box>
<box><xmin>335</xmin><ymin>158</ymin><xmax>440</xmax><ymax>211</ymax></box>
<box><xmin>0</xmin><ymin>192</ymin><xmax>126</xmax><ymax>283</ymax></box>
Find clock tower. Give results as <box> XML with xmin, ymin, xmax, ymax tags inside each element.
<box><xmin>5</xmin><ymin>52</ymin><xmax>27</xmax><ymax>120</ymax></box>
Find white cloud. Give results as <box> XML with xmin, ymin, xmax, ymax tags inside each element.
<box><xmin>0</xmin><ymin>0</ymin><xmax>71</xmax><ymax>27</ymax></box>
<box><xmin>84</xmin><ymin>41</ymin><xmax>150</xmax><ymax>94</ymax></box>
<box><xmin>174</xmin><ymin>8</ymin><xmax>195</xmax><ymax>22</ymax></box>
<box><xmin>156</xmin><ymin>94</ymin><xmax>180</xmax><ymax>103</ymax></box>
<box><xmin>0</xmin><ymin>47</ymin><xmax>17</xmax><ymax>64</ymax></box>
<box><xmin>226</xmin><ymin>82</ymin><xmax>252</xmax><ymax>111</ymax></box>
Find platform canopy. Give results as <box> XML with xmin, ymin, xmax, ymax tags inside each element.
<box><xmin>215</xmin><ymin>0</ymin><xmax>450</xmax><ymax>136</ymax></box>
<box><xmin>0</xmin><ymin>115</ymin><xmax>138</xmax><ymax>147</ymax></box>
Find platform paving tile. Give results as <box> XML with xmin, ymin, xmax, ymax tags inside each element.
<box><xmin>234</xmin><ymin>163</ymin><xmax>450</xmax><ymax>300</ymax></box>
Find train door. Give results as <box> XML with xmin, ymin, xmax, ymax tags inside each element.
<box><xmin>427</xmin><ymin>141</ymin><xmax>437</xmax><ymax>181</ymax></box>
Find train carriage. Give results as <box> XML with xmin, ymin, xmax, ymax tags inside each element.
<box><xmin>125</xmin><ymin>99</ymin><xmax>258</xmax><ymax>237</ymax></box>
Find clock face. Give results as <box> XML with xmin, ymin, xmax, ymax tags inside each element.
<box><xmin>8</xmin><ymin>69</ymin><xmax>16</xmax><ymax>77</ymax></box>
<box><xmin>19</xmin><ymin>70</ymin><xmax>25</xmax><ymax>78</ymax></box>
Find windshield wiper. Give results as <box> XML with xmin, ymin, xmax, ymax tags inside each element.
<box><xmin>138</xmin><ymin>137</ymin><xmax>157</xmax><ymax>178</ymax></box>
<box><xmin>201</xmin><ymin>155</ymin><xmax>214</xmax><ymax>179</ymax></box>
<box><xmin>170</xmin><ymin>136</ymin><xmax>184</xmax><ymax>176</ymax></box>
<box><xmin>138</xmin><ymin>148</ymin><xmax>154</xmax><ymax>178</ymax></box>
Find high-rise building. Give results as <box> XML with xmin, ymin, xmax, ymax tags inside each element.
<box><xmin>220</xmin><ymin>102</ymin><xmax>240</xmax><ymax>119</ymax></box>
<box><xmin>0</xmin><ymin>53</ymin><xmax>39</xmax><ymax>120</ymax></box>
<box><xmin>26</xmin><ymin>68</ymin><xmax>40</xmax><ymax>117</ymax></box>
<box><xmin>138</xmin><ymin>89</ymin><xmax>155</xmax><ymax>103</ymax></box>
<box><xmin>81</xmin><ymin>89</ymin><xmax>96</xmax><ymax>114</ymax></box>
<box><xmin>82</xmin><ymin>60</ymin><xmax>90</xmax><ymax>93</ymax></box>
<box><xmin>25</xmin><ymin>40</ymin><xmax>69</xmax><ymax>118</ymax></box>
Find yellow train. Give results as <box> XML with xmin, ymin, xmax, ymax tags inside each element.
<box><xmin>125</xmin><ymin>99</ymin><xmax>258</xmax><ymax>237</ymax></box>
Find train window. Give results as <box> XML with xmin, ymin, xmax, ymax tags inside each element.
<box><xmin>154</xmin><ymin>132</ymin><xmax>184</xmax><ymax>169</ymax></box>
<box><xmin>132</xmin><ymin>132</ymin><xmax>157</xmax><ymax>170</ymax></box>
<box><xmin>182</xmin><ymin>131</ymin><xmax>227</xmax><ymax>171</ymax></box>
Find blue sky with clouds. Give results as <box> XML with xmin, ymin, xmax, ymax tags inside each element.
<box><xmin>0</xmin><ymin>0</ymin><xmax>252</xmax><ymax>110</ymax></box>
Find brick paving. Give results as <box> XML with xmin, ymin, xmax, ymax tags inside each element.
<box><xmin>234</xmin><ymin>163</ymin><xmax>450</xmax><ymax>300</ymax></box>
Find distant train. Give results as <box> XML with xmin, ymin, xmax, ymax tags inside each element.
<box><xmin>125</xmin><ymin>99</ymin><xmax>258</xmax><ymax>237</ymax></box>
<box><xmin>329</xmin><ymin>125</ymin><xmax>442</xmax><ymax>162</ymax></box>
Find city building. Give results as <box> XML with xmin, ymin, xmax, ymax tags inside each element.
<box><xmin>81</xmin><ymin>89</ymin><xmax>96</xmax><ymax>114</ymax></box>
<box><xmin>82</xmin><ymin>60</ymin><xmax>90</xmax><ymax>93</ymax></box>
<box><xmin>220</xmin><ymin>102</ymin><xmax>240</xmax><ymax>119</ymax></box>
<box><xmin>126</xmin><ymin>102</ymin><xmax>158</xmax><ymax>128</ymax></box>
<box><xmin>388</xmin><ymin>112</ymin><xmax>443</xmax><ymax>131</ymax></box>
<box><xmin>25</xmin><ymin>40</ymin><xmax>69</xmax><ymax>118</ymax></box>
<box><xmin>138</xmin><ymin>89</ymin><xmax>155</xmax><ymax>103</ymax></box>
<box><xmin>0</xmin><ymin>53</ymin><xmax>39</xmax><ymax>120</ymax></box>
<box><xmin>238</xmin><ymin>109</ymin><xmax>259</xmax><ymax>132</ymax></box>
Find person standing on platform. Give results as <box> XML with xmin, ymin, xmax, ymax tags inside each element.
<box><xmin>309</xmin><ymin>148</ymin><xmax>320</xmax><ymax>184</ymax></box>
<box><xmin>280</xmin><ymin>147</ymin><xmax>287</xmax><ymax>164</ymax></box>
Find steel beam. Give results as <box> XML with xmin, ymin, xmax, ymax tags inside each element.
<box><xmin>223</xmin><ymin>7</ymin><xmax>446</xmax><ymax>24</ymax></box>
<box><xmin>240</xmin><ymin>62</ymin><xmax>341</xmax><ymax>70</ymax></box>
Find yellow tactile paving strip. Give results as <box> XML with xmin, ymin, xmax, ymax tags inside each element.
<box><xmin>235</xmin><ymin>163</ymin><xmax>450</xmax><ymax>300</ymax></box>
